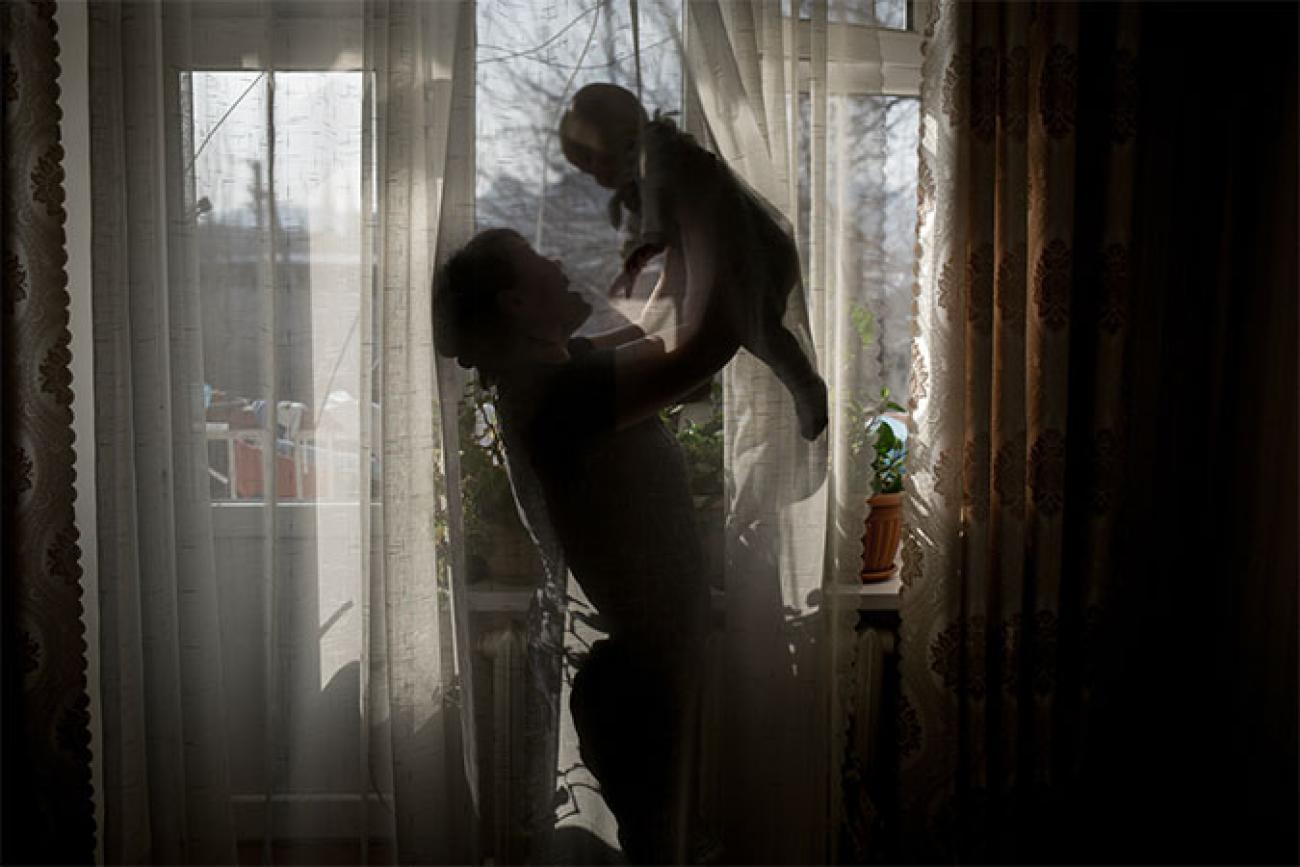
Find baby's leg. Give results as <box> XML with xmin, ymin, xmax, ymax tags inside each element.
<box><xmin>750</xmin><ymin>319</ymin><xmax>829</xmax><ymax>441</ymax></box>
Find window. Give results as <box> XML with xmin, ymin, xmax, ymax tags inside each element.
<box><xmin>466</xmin><ymin>0</ymin><xmax>925</xmax><ymax>587</ymax></box>
<box><xmin>800</xmin><ymin>0</ymin><xmax>912</xmax><ymax>29</ymax></box>
<box><xmin>795</xmin><ymin>2</ymin><xmax>924</xmax><ymax>403</ymax></box>
<box><xmin>470</xmin><ymin>0</ymin><xmax>698</xmax><ymax>590</ymax></box>
<box><xmin>193</xmin><ymin>71</ymin><xmax>376</xmax><ymax>505</ymax></box>
<box><xmin>476</xmin><ymin>0</ymin><xmax>683</xmax><ymax>310</ymax></box>
<box><xmin>183</xmin><ymin>11</ymin><xmax>383</xmax><ymax>837</ymax></box>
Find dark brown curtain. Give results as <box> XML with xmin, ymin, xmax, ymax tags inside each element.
<box><xmin>898</xmin><ymin>1</ymin><xmax>1296</xmax><ymax>862</ymax></box>
<box><xmin>1</xmin><ymin>1</ymin><xmax>95</xmax><ymax>862</ymax></box>
<box><xmin>1079</xmin><ymin>3</ymin><xmax>1297</xmax><ymax>862</ymax></box>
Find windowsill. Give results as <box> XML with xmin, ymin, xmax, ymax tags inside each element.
<box><xmin>469</xmin><ymin>582</ymin><xmax>536</xmax><ymax>614</ymax></box>
<box><xmin>823</xmin><ymin>576</ymin><xmax>901</xmax><ymax>612</ymax></box>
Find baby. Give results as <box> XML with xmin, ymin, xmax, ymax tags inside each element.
<box><xmin>559</xmin><ymin>83</ymin><xmax>829</xmax><ymax>441</ymax></box>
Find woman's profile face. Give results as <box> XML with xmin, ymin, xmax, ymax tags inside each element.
<box><xmin>497</xmin><ymin>233</ymin><xmax>592</xmax><ymax>344</ymax></box>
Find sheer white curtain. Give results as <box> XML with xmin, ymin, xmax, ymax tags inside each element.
<box><xmin>682</xmin><ymin>1</ymin><xmax>917</xmax><ymax>861</ymax></box>
<box><xmin>88</xmin><ymin>1</ymin><xmax>477</xmax><ymax>862</ymax></box>
<box><xmin>473</xmin><ymin>3</ymin><xmax>692</xmax><ymax>860</ymax></box>
<box><xmin>683</xmin><ymin>3</ymin><xmax>830</xmax><ymax>862</ymax></box>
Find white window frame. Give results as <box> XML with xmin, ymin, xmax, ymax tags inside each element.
<box><xmin>796</xmin><ymin>0</ymin><xmax>928</xmax><ymax>98</ymax></box>
<box><xmin>186</xmin><ymin>1</ymin><xmax>368</xmax><ymax>71</ymax></box>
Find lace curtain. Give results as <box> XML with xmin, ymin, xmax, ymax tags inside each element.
<box><xmin>900</xmin><ymin>1</ymin><xmax>1141</xmax><ymax>859</ymax></box>
<box><xmin>88</xmin><ymin>1</ymin><xmax>477</xmax><ymax>861</ymax></box>
<box><xmin>901</xmin><ymin>2</ymin><xmax>1300</xmax><ymax>861</ymax></box>
<box><xmin>1</xmin><ymin>2</ymin><xmax>96</xmax><ymax>861</ymax></box>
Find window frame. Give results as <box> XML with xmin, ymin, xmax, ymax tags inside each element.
<box><xmin>185</xmin><ymin>2</ymin><xmax>368</xmax><ymax>72</ymax></box>
<box><xmin>794</xmin><ymin>0</ymin><xmax>928</xmax><ymax>98</ymax></box>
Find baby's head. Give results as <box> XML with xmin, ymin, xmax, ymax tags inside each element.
<box><xmin>560</xmin><ymin>83</ymin><xmax>648</xmax><ymax>189</ymax></box>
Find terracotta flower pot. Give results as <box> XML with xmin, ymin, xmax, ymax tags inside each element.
<box><xmin>860</xmin><ymin>491</ymin><xmax>903</xmax><ymax>582</ymax></box>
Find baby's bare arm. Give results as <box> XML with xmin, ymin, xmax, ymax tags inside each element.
<box><xmin>581</xmin><ymin>323</ymin><xmax>647</xmax><ymax>350</ymax></box>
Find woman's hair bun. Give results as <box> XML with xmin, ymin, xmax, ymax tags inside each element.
<box><xmin>432</xmin><ymin>228</ymin><xmax>520</xmax><ymax>371</ymax></box>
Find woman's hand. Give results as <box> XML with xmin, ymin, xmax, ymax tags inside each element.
<box><xmin>605</xmin><ymin>243</ymin><xmax>740</xmax><ymax>431</ymax></box>
<box><xmin>608</xmin><ymin>241</ymin><xmax>667</xmax><ymax>298</ymax></box>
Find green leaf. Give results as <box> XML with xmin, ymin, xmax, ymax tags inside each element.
<box><xmin>875</xmin><ymin>423</ymin><xmax>897</xmax><ymax>450</ymax></box>
<box><xmin>851</xmin><ymin>305</ymin><xmax>876</xmax><ymax>349</ymax></box>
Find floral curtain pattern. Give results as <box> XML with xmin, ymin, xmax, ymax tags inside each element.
<box><xmin>1</xmin><ymin>1</ymin><xmax>96</xmax><ymax>860</ymax></box>
<box><xmin>901</xmin><ymin>1</ymin><xmax>1140</xmax><ymax>859</ymax></box>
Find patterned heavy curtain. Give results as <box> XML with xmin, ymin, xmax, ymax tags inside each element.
<box><xmin>1</xmin><ymin>1</ymin><xmax>96</xmax><ymax>861</ymax></box>
<box><xmin>88</xmin><ymin>0</ymin><xmax>477</xmax><ymax>862</ymax></box>
<box><xmin>901</xmin><ymin>1</ymin><xmax>1140</xmax><ymax>859</ymax></box>
<box><xmin>901</xmin><ymin>1</ymin><xmax>1299</xmax><ymax>862</ymax></box>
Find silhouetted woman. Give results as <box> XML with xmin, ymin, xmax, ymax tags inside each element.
<box><xmin>433</xmin><ymin>228</ymin><xmax>738</xmax><ymax>864</ymax></box>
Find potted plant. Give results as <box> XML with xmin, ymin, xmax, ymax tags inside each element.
<box><xmin>660</xmin><ymin>381</ymin><xmax>725</xmax><ymax>588</ymax></box>
<box><xmin>850</xmin><ymin>387</ymin><xmax>907</xmax><ymax>582</ymax></box>
<box><xmin>457</xmin><ymin>378</ymin><xmax>543</xmax><ymax>585</ymax></box>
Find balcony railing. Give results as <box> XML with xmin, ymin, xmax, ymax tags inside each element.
<box><xmin>206</xmin><ymin>420</ymin><xmax>367</xmax><ymax>502</ymax></box>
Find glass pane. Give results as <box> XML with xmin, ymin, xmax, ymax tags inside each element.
<box><xmin>798</xmin><ymin>94</ymin><xmax>918</xmax><ymax>406</ymax></box>
<box><xmin>472</xmin><ymin>0</ymin><xmax>693</xmax><ymax>590</ymax></box>
<box><xmin>800</xmin><ymin>0</ymin><xmax>910</xmax><ymax>30</ymax></box>
<box><xmin>191</xmin><ymin>71</ymin><xmax>373</xmax><ymax>824</ymax></box>
<box><xmin>194</xmin><ymin>71</ymin><xmax>370</xmax><ymax>506</ymax></box>
<box><xmin>476</xmin><ymin>0</ymin><xmax>684</xmax><ymax>299</ymax></box>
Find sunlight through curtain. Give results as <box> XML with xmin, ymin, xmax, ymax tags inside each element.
<box><xmin>682</xmin><ymin>1</ymin><xmax>917</xmax><ymax>861</ymax></box>
<box><xmin>88</xmin><ymin>1</ymin><xmax>477</xmax><ymax>861</ymax></box>
<box><xmin>900</xmin><ymin>1</ymin><xmax>1141</xmax><ymax>859</ymax></box>
<box><xmin>683</xmin><ymin>3</ymin><xmax>832</xmax><ymax>861</ymax></box>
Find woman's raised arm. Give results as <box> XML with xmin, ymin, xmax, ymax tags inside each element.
<box><xmin>605</xmin><ymin>238</ymin><xmax>738</xmax><ymax>430</ymax></box>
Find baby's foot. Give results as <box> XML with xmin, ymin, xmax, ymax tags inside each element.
<box><xmin>795</xmin><ymin>375</ymin><xmax>829</xmax><ymax>440</ymax></box>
